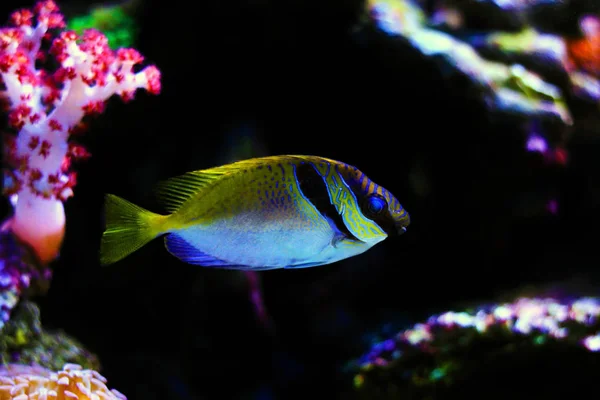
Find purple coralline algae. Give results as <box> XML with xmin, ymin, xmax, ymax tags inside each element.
<box><xmin>0</xmin><ymin>229</ymin><xmax>52</xmax><ymax>331</ymax></box>
<box><xmin>352</xmin><ymin>297</ymin><xmax>600</xmax><ymax>397</ymax></box>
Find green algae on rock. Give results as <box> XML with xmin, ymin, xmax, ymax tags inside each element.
<box><xmin>0</xmin><ymin>301</ymin><xmax>100</xmax><ymax>371</ymax></box>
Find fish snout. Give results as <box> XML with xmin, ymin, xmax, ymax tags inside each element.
<box><xmin>393</xmin><ymin>212</ymin><xmax>410</xmax><ymax>236</ymax></box>
<box><xmin>397</xmin><ymin>225</ymin><xmax>408</xmax><ymax>235</ymax></box>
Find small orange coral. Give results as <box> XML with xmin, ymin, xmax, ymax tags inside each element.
<box><xmin>567</xmin><ymin>15</ymin><xmax>600</xmax><ymax>77</ymax></box>
<box><xmin>0</xmin><ymin>363</ymin><xmax>126</xmax><ymax>400</ymax></box>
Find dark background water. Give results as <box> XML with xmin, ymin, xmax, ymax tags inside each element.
<box><xmin>1</xmin><ymin>0</ymin><xmax>600</xmax><ymax>399</ymax></box>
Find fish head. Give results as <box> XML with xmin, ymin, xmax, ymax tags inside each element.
<box><xmin>338</xmin><ymin>165</ymin><xmax>410</xmax><ymax>241</ymax></box>
<box><xmin>295</xmin><ymin>157</ymin><xmax>410</xmax><ymax>245</ymax></box>
<box><xmin>354</xmin><ymin>182</ymin><xmax>410</xmax><ymax>238</ymax></box>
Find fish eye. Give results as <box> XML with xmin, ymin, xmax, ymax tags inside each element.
<box><xmin>363</xmin><ymin>194</ymin><xmax>387</xmax><ymax>217</ymax></box>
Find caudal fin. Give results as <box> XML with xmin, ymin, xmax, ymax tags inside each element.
<box><xmin>100</xmin><ymin>194</ymin><xmax>165</xmax><ymax>266</ymax></box>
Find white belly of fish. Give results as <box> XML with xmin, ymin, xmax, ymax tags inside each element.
<box><xmin>171</xmin><ymin>211</ymin><xmax>337</xmax><ymax>268</ymax></box>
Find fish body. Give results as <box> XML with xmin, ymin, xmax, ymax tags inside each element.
<box><xmin>100</xmin><ymin>155</ymin><xmax>410</xmax><ymax>270</ymax></box>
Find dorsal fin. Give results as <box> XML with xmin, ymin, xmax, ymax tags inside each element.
<box><xmin>154</xmin><ymin>156</ymin><xmax>333</xmax><ymax>213</ymax></box>
<box><xmin>154</xmin><ymin>169</ymin><xmax>226</xmax><ymax>213</ymax></box>
<box><xmin>153</xmin><ymin>158</ymin><xmax>270</xmax><ymax>213</ymax></box>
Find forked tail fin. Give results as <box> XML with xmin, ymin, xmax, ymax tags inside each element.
<box><xmin>100</xmin><ymin>194</ymin><xmax>165</xmax><ymax>266</ymax></box>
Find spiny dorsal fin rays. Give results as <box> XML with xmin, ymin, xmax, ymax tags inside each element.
<box><xmin>153</xmin><ymin>158</ymin><xmax>270</xmax><ymax>213</ymax></box>
<box><xmin>154</xmin><ymin>170</ymin><xmax>227</xmax><ymax>213</ymax></box>
<box><xmin>154</xmin><ymin>156</ymin><xmax>333</xmax><ymax>214</ymax></box>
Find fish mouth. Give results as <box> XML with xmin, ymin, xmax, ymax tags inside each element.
<box><xmin>394</xmin><ymin>214</ymin><xmax>410</xmax><ymax>236</ymax></box>
<box><xmin>396</xmin><ymin>225</ymin><xmax>408</xmax><ymax>235</ymax></box>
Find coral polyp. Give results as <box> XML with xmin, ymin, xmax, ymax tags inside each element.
<box><xmin>0</xmin><ymin>363</ymin><xmax>126</xmax><ymax>400</ymax></box>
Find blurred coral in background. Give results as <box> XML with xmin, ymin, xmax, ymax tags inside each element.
<box><xmin>567</xmin><ymin>14</ymin><xmax>600</xmax><ymax>78</ymax></box>
<box><xmin>366</xmin><ymin>0</ymin><xmax>600</xmax><ymax>172</ymax></box>
<box><xmin>66</xmin><ymin>0</ymin><xmax>140</xmax><ymax>49</ymax></box>
<box><xmin>348</xmin><ymin>296</ymin><xmax>600</xmax><ymax>399</ymax></box>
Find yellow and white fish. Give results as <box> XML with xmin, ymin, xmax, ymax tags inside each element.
<box><xmin>100</xmin><ymin>155</ymin><xmax>410</xmax><ymax>270</ymax></box>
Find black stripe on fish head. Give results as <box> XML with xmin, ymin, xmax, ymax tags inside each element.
<box><xmin>294</xmin><ymin>162</ymin><xmax>360</xmax><ymax>241</ymax></box>
<box><xmin>339</xmin><ymin>166</ymin><xmax>407</xmax><ymax>237</ymax></box>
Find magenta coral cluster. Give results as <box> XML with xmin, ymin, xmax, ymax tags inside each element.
<box><xmin>0</xmin><ymin>0</ymin><xmax>161</xmax><ymax>264</ymax></box>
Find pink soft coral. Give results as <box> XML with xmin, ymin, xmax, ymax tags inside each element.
<box><xmin>0</xmin><ymin>1</ymin><xmax>161</xmax><ymax>264</ymax></box>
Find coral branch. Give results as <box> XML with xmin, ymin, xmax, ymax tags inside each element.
<box><xmin>0</xmin><ymin>1</ymin><xmax>161</xmax><ymax>264</ymax></box>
